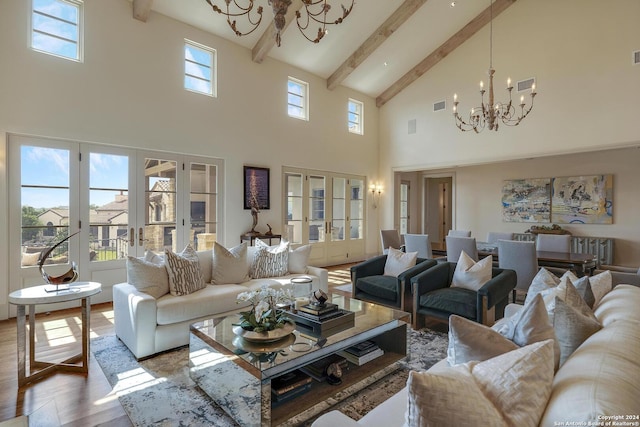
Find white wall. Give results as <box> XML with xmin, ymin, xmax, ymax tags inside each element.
<box><xmin>378</xmin><ymin>0</ymin><xmax>640</xmax><ymax>263</ymax></box>
<box><xmin>0</xmin><ymin>0</ymin><xmax>380</xmax><ymax>318</ymax></box>
<box><xmin>423</xmin><ymin>147</ymin><xmax>640</xmax><ymax>266</ymax></box>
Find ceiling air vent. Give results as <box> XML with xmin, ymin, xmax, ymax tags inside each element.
<box><xmin>633</xmin><ymin>50</ymin><xmax>640</xmax><ymax>65</ymax></box>
<box><xmin>433</xmin><ymin>100</ymin><xmax>446</xmax><ymax>112</ymax></box>
<box><xmin>408</xmin><ymin>119</ymin><xmax>417</xmax><ymax>134</ymax></box>
<box><xmin>517</xmin><ymin>77</ymin><xmax>536</xmax><ymax>92</ymax></box>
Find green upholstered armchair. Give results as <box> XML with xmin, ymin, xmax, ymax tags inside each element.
<box><xmin>410</xmin><ymin>262</ymin><xmax>516</xmax><ymax>329</ymax></box>
<box><xmin>351</xmin><ymin>256</ymin><xmax>437</xmax><ymax>313</ymax></box>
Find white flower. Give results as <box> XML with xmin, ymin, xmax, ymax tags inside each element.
<box><xmin>255</xmin><ymin>300</ymin><xmax>270</xmax><ymax>320</ymax></box>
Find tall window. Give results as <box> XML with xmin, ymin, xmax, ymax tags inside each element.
<box><xmin>31</xmin><ymin>0</ymin><xmax>83</xmax><ymax>61</ymax></box>
<box><xmin>184</xmin><ymin>40</ymin><xmax>216</xmax><ymax>97</ymax></box>
<box><xmin>348</xmin><ymin>99</ymin><xmax>364</xmax><ymax>135</ymax></box>
<box><xmin>288</xmin><ymin>77</ymin><xmax>309</xmax><ymax>120</ymax></box>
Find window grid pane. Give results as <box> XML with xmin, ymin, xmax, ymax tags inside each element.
<box><xmin>288</xmin><ymin>78</ymin><xmax>308</xmax><ymax>120</ymax></box>
<box><xmin>31</xmin><ymin>0</ymin><xmax>81</xmax><ymax>61</ymax></box>
<box><xmin>184</xmin><ymin>40</ymin><xmax>216</xmax><ymax>97</ymax></box>
<box><xmin>348</xmin><ymin>99</ymin><xmax>363</xmax><ymax>134</ymax></box>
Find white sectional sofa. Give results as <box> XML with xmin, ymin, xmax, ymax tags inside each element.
<box><xmin>312</xmin><ymin>284</ymin><xmax>640</xmax><ymax>426</ymax></box>
<box><xmin>114</xmin><ymin>246</ymin><xmax>327</xmax><ymax>360</ymax></box>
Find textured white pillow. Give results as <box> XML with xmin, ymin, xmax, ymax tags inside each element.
<box><xmin>407</xmin><ymin>340</ymin><xmax>554</xmax><ymax>427</ymax></box>
<box><xmin>451</xmin><ymin>251</ymin><xmax>492</xmax><ymax>291</ymax></box>
<box><xmin>212</xmin><ymin>242</ymin><xmax>249</xmax><ymax>285</ymax></box>
<box><xmin>571</xmin><ymin>276</ymin><xmax>596</xmax><ymax>308</ymax></box>
<box><xmin>524</xmin><ymin>268</ymin><xmax>561</xmax><ymax>305</ymax></box>
<box><xmin>493</xmin><ymin>293</ymin><xmax>560</xmax><ymax>370</ymax></box>
<box><xmin>251</xmin><ymin>239</ymin><xmax>289</xmax><ymax>279</ymax></box>
<box><xmin>126</xmin><ymin>255</ymin><xmax>170</xmax><ymax>299</ymax></box>
<box><xmin>447</xmin><ymin>315</ymin><xmax>518</xmax><ymax>365</ymax></box>
<box><xmin>383</xmin><ymin>247</ymin><xmax>417</xmax><ymax>277</ymax></box>
<box><xmin>287</xmin><ymin>243</ymin><xmax>311</xmax><ymax>274</ymax></box>
<box><xmin>589</xmin><ymin>269</ymin><xmax>612</xmax><ymax>307</ymax></box>
<box><xmin>164</xmin><ymin>245</ymin><xmax>206</xmax><ymax>296</ymax></box>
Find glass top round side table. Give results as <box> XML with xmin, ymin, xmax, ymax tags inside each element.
<box><xmin>8</xmin><ymin>281</ymin><xmax>102</xmax><ymax>387</ymax></box>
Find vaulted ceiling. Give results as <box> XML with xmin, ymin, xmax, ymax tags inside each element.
<box><xmin>131</xmin><ymin>0</ymin><xmax>516</xmax><ymax>106</ymax></box>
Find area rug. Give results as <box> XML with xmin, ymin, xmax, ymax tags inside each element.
<box><xmin>92</xmin><ymin>328</ymin><xmax>447</xmax><ymax>426</ymax></box>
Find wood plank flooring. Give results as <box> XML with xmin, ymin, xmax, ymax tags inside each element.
<box><xmin>0</xmin><ymin>265</ymin><xmax>355</xmax><ymax>426</ymax></box>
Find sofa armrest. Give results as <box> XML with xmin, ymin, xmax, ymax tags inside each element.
<box><xmin>306</xmin><ymin>265</ymin><xmax>329</xmax><ymax>293</ymax></box>
<box><xmin>398</xmin><ymin>258</ymin><xmax>438</xmax><ymax>286</ymax></box>
<box><xmin>477</xmin><ymin>268</ymin><xmax>517</xmax><ymax>324</ymax></box>
<box><xmin>311</xmin><ymin>411</ymin><xmax>360</xmax><ymax>427</ymax></box>
<box><xmin>350</xmin><ymin>255</ymin><xmax>387</xmax><ymax>290</ymax></box>
<box><xmin>113</xmin><ymin>282</ymin><xmax>159</xmax><ymax>360</ymax></box>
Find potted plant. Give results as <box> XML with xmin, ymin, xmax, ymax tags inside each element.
<box><xmin>233</xmin><ymin>286</ymin><xmax>295</xmax><ymax>342</ymax></box>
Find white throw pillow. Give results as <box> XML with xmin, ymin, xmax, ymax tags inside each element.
<box><xmin>524</xmin><ymin>268</ymin><xmax>561</xmax><ymax>305</ymax></box>
<box><xmin>447</xmin><ymin>315</ymin><xmax>518</xmax><ymax>365</ymax></box>
<box><xmin>407</xmin><ymin>340</ymin><xmax>555</xmax><ymax>427</ymax></box>
<box><xmin>212</xmin><ymin>242</ymin><xmax>250</xmax><ymax>285</ymax></box>
<box><xmin>251</xmin><ymin>239</ymin><xmax>290</xmax><ymax>279</ymax></box>
<box><xmin>451</xmin><ymin>251</ymin><xmax>492</xmax><ymax>291</ymax></box>
<box><xmin>288</xmin><ymin>243</ymin><xmax>311</xmax><ymax>274</ymax></box>
<box><xmin>589</xmin><ymin>269</ymin><xmax>612</xmax><ymax>307</ymax></box>
<box><xmin>383</xmin><ymin>247</ymin><xmax>417</xmax><ymax>277</ymax></box>
<box><xmin>126</xmin><ymin>254</ymin><xmax>170</xmax><ymax>299</ymax></box>
<box><xmin>164</xmin><ymin>245</ymin><xmax>205</xmax><ymax>296</ymax></box>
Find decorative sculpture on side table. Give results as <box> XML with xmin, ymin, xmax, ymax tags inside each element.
<box><xmin>38</xmin><ymin>231</ymin><xmax>80</xmax><ymax>292</ymax></box>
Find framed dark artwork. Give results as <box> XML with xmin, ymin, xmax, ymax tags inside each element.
<box><xmin>244</xmin><ymin>166</ymin><xmax>270</xmax><ymax>210</ymax></box>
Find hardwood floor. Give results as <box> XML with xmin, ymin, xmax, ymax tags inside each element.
<box><xmin>0</xmin><ymin>265</ymin><xmax>354</xmax><ymax>426</ymax></box>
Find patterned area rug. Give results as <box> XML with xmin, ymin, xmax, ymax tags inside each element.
<box><xmin>92</xmin><ymin>329</ymin><xmax>447</xmax><ymax>427</ymax></box>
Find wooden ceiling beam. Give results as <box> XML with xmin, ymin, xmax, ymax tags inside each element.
<box><xmin>327</xmin><ymin>0</ymin><xmax>429</xmax><ymax>91</ymax></box>
<box><xmin>252</xmin><ymin>0</ymin><xmax>303</xmax><ymax>64</ymax></box>
<box><xmin>133</xmin><ymin>0</ymin><xmax>154</xmax><ymax>23</ymax></box>
<box><xmin>376</xmin><ymin>0</ymin><xmax>516</xmax><ymax>108</ymax></box>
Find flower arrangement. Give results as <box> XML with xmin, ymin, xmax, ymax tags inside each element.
<box><xmin>235</xmin><ymin>286</ymin><xmax>293</xmax><ymax>332</ymax></box>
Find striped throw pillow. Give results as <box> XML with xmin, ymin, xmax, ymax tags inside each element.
<box><xmin>251</xmin><ymin>239</ymin><xmax>289</xmax><ymax>279</ymax></box>
<box><xmin>164</xmin><ymin>245</ymin><xmax>206</xmax><ymax>296</ymax></box>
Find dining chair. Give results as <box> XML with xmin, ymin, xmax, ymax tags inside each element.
<box><xmin>445</xmin><ymin>236</ymin><xmax>478</xmax><ymax>262</ymax></box>
<box><xmin>448</xmin><ymin>229</ymin><xmax>472</xmax><ymax>238</ymax></box>
<box><xmin>380</xmin><ymin>229</ymin><xmax>403</xmax><ymax>255</ymax></box>
<box><xmin>498</xmin><ymin>240</ymin><xmax>539</xmax><ymax>303</ymax></box>
<box><xmin>403</xmin><ymin>234</ymin><xmax>433</xmax><ymax>259</ymax></box>
<box><xmin>486</xmin><ymin>231</ymin><xmax>514</xmax><ymax>244</ymax></box>
<box><xmin>536</xmin><ymin>234</ymin><xmax>571</xmax><ymax>253</ymax></box>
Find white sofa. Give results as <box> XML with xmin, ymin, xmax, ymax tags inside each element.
<box><xmin>312</xmin><ymin>284</ymin><xmax>640</xmax><ymax>426</ymax></box>
<box><xmin>114</xmin><ymin>247</ymin><xmax>328</xmax><ymax>360</ymax></box>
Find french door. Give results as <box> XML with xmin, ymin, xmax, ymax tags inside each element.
<box><xmin>283</xmin><ymin>167</ymin><xmax>365</xmax><ymax>266</ymax></box>
<box><xmin>9</xmin><ymin>135</ymin><xmax>223</xmax><ymax>307</ymax></box>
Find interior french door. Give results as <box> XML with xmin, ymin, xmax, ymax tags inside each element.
<box><xmin>283</xmin><ymin>167</ymin><xmax>365</xmax><ymax>266</ymax></box>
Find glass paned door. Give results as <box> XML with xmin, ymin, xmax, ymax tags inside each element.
<box><xmin>190</xmin><ymin>162</ymin><xmax>218</xmax><ymax>251</ymax></box>
<box><xmin>350</xmin><ymin>179</ymin><xmax>364</xmax><ymax>240</ymax></box>
<box><xmin>20</xmin><ymin>145</ymin><xmax>72</xmax><ymax>267</ymax></box>
<box><xmin>331</xmin><ymin>178</ymin><xmax>346</xmax><ymax>241</ymax></box>
<box><xmin>285</xmin><ymin>172</ymin><xmax>303</xmax><ymax>244</ymax></box>
<box><xmin>309</xmin><ymin>175</ymin><xmax>326</xmax><ymax>243</ymax></box>
<box><xmin>89</xmin><ymin>153</ymin><xmax>129</xmax><ymax>262</ymax></box>
<box><xmin>143</xmin><ymin>158</ymin><xmax>178</xmax><ymax>253</ymax></box>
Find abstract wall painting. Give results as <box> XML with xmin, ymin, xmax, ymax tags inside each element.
<box><xmin>551</xmin><ymin>175</ymin><xmax>613</xmax><ymax>224</ymax></box>
<box><xmin>502</xmin><ymin>178</ymin><xmax>551</xmax><ymax>223</ymax></box>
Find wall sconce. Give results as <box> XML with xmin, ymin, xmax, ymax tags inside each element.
<box><xmin>369</xmin><ymin>183</ymin><xmax>383</xmax><ymax>209</ymax></box>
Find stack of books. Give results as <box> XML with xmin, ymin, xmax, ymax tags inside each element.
<box><xmin>299</xmin><ymin>354</ymin><xmax>348</xmax><ymax>382</ymax></box>
<box><xmin>271</xmin><ymin>369</ymin><xmax>313</xmax><ymax>406</ymax></box>
<box><xmin>338</xmin><ymin>340</ymin><xmax>384</xmax><ymax>366</ymax></box>
<box><xmin>289</xmin><ymin>303</ymin><xmax>355</xmax><ymax>336</ymax></box>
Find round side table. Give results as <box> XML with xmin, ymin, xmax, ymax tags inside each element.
<box><xmin>9</xmin><ymin>282</ymin><xmax>102</xmax><ymax>387</ymax></box>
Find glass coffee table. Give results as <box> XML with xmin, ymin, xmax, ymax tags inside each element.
<box><xmin>189</xmin><ymin>293</ymin><xmax>410</xmax><ymax>427</ymax></box>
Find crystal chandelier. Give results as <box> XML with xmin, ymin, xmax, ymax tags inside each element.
<box><xmin>452</xmin><ymin>0</ymin><xmax>537</xmax><ymax>132</ymax></box>
<box><xmin>204</xmin><ymin>0</ymin><xmax>354</xmax><ymax>47</ymax></box>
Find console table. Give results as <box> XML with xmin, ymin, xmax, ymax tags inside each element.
<box><xmin>512</xmin><ymin>233</ymin><xmax>613</xmax><ymax>266</ymax></box>
<box><xmin>241</xmin><ymin>233</ymin><xmax>282</xmax><ymax>246</ymax></box>
<box><xmin>8</xmin><ymin>282</ymin><xmax>102</xmax><ymax>386</ymax></box>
